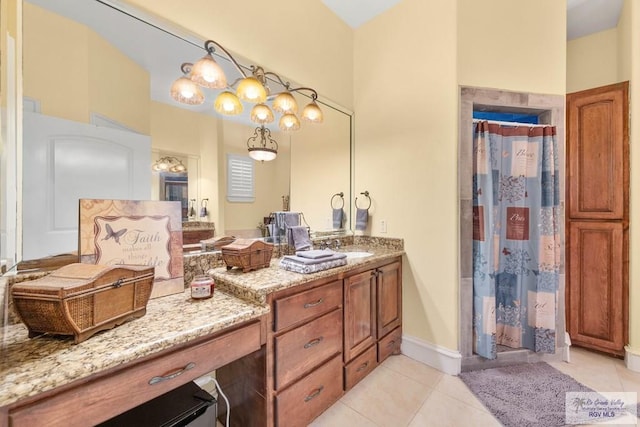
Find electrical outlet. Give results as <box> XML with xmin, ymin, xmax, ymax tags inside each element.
<box><xmin>380</xmin><ymin>219</ymin><xmax>387</xmax><ymax>234</ymax></box>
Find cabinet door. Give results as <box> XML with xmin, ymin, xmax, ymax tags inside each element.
<box><xmin>377</xmin><ymin>261</ymin><xmax>402</xmax><ymax>339</ymax></box>
<box><xmin>344</xmin><ymin>270</ymin><xmax>376</xmax><ymax>362</ymax></box>
<box><xmin>568</xmin><ymin>221</ymin><xmax>625</xmax><ymax>355</ymax></box>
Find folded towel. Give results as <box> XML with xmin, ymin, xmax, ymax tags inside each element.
<box><xmin>284</xmin><ymin>212</ymin><xmax>300</xmax><ymax>227</ymax></box>
<box><xmin>296</xmin><ymin>249</ymin><xmax>335</xmax><ymax>259</ymax></box>
<box><xmin>279</xmin><ymin>257</ymin><xmax>348</xmax><ymax>274</ymax></box>
<box><xmin>282</xmin><ymin>252</ymin><xmax>347</xmax><ymax>265</ymax></box>
<box><xmin>332</xmin><ymin>208</ymin><xmax>344</xmax><ymax>229</ymax></box>
<box><xmin>289</xmin><ymin>225</ymin><xmax>312</xmax><ymax>251</ymax></box>
<box><xmin>355</xmin><ymin>208</ymin><xmax>368</xmax><ymax>231</ymax></box>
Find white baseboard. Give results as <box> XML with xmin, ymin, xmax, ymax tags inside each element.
<box><xmin>401</xmin><ymin>334</ymin><xmax>462</xmax><ymax>375</ymax></box>
<box><xmin>625</xmin><ymin>346</ymin><xmax>640</xmax><ymax>372</ymax></box>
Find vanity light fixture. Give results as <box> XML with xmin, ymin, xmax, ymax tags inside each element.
<box><xmin>152</xmin><ymin>156</ymin><xmax>187</xmax><ymax>173</ymax></box>
<box><xmin>170</xmin><ymin>40</ymin><xmax>323</xmax><ymax>131</ymax></box>
<box><xmin>247</xmin><ymin>126</ymin><xmax>278</xmax><ymax>162</ymax></box>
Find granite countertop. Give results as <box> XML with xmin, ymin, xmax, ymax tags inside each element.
<box><xmin>210</xmin><ymin>245</ymin><xmax>405</xmax><ymax>304</ymax></box>
<box><xmin>0</xmin><ymin>289</ymin><xmax>268</xmax><ymax>407</ymax></box>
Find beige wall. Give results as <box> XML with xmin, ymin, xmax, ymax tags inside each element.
<box><xmin>567</xmin><ymin>29</ymin><xmax>618</xmax><ymax>93</ymax></box>
<box><xmin>23</xmin><ymin>3</ymin><xmax>149</xmax><ymax>133</ymax></box>
<box><xmin>620</xmin><ymin>0</ymin><xmax>640</xmax><ymax>361</ymax></box>
<box><xmin>354</xmin><ymin>0</ymin><xmax>459</xmax><ymax>349</ymax></box>
<box><xmin>458</xmin><ymin>0</ymin><xmax>566</xmax><ymax>95</ymax></box>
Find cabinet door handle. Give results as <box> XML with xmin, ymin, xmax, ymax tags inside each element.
<box><xmin>387</xmin><ymin>340</ymin><xmax>396</xmax><ymax>348</ymax></box>
<box><xmin>304</xmin><ymin>298</ymin><xmax>324</xmax><ymax>308</ymax></box>
<box><xmin>304</xmin><ymin>336</ymin><xmax>324</xmax><ymax>349</ymax></box>
<box><xmin>356</xmin><ymin>361</ymin><xmax>369</xmax><ymax>372</ymax></box>
<box><xmin>148</xmin><ymin>362</ymin><xmax>195</xmax><ymax>385</ymax></box>
<box><xmin>304</xmin><ymin>385</ymin><xmax>324</xmax><ymax>402</ymax></box>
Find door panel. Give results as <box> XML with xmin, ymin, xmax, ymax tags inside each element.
<box><xmin>568</xmin><ymin>221</ymin><xmax>623</xmax><ymax>354</ymax></box>
<box><xmin>23</xmin><ymin>112</ymin><xmax>151</xmax><ymax>260</ymax></box>
<box><xmin>567</xmin><ymin>84</ymin><xmax>626</xmax><ymax>220</ymax></box>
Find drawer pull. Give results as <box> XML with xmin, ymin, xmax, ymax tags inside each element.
<box><xmin>387</xmin><ymin>340</ymin><xmax>396</xmax><ymax>348</ymax></box>
<box><xmin>303</xmin><ymin>298</ymin><xmax>324</xmax><ymax>308</ymax></box>
<box><xmin>304</xmin><ymin>385</ymin><xmax>324</xmax><ymax>402</ymax></box>
<box><xmin>304</xmin><ymin>336</ymin><xmax>324</xmax><ymax>349</ymax></box>
<box><xmin>356</xmin><ymin>361</ymin><xmax>369</xmax><ymax>372</ymax></box>
<box><xmin>148</xmin><ymin>362</ymin><xmax>196</xmax><ymax>385</ymax></box>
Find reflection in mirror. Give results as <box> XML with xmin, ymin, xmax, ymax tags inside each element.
<box><xmin>12</xmin><ymin>0</ymin><xmax>352</xmax><ymax>266</ymax></box>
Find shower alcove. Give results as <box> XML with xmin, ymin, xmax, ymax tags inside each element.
<box><xmin>458</xmin><ymin>86</ymin><xmax>567</xmax><ymax>371</ymax></box>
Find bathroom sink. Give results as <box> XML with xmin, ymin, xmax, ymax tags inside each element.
<box><xmin>343</xmin><ymin>251</ymin><xmax>373</xmax><ymax>259</ymax></box>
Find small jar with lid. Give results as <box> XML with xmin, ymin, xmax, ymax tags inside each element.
<box><xmin>190</xmin><ymin>275</ymin><xmax>214</xmax><ymax>300</ymax></box>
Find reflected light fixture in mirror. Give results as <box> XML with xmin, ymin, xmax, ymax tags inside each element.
<box><xmin>247</xmin><ymin>126</ymin><xmax>278</xmax><ymax>162</ymax></box>
<box><xmin>170</xmin><ymin>40</ymin><xmax>324</xmax><ymax>132</ymax></box>
<box><xmin>152</xmin><ymin>156</ymin><xmax>188</xmax><ymax>173</ymax></box>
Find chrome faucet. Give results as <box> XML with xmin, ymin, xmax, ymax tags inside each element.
<box><xmin>334</xmin><ymin>239</ymin><xmax>341</xmax><ymax>250</ymax></box>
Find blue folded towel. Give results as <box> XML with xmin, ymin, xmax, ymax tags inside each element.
<box><xmin>355</xmin><ymin>208</ymin><xmax>368</xmax><ymax>231</ymax></box>
<box><xmin>289</xmin><ymin>225</ymin><xmax>312</xmax><ymax>251</ymax></box>
<box><xmin>332</xmin><ymin>208</ymin><xmax>344</xmax><ymax>229</ymax></box>
<box><xmin>296</xmin><ymin>249</ymin><xmax>335</xmax><ymax>259</ymax></box>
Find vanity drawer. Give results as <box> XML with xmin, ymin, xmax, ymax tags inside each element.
<box><xmin>378</xmin><ymin>326</ymin><xmax>402</xmax><ymax>363</ymax></box>
<box><xmin>274</xmin><ymin>279</ymin><xmax>342</xmax><ymax>332</ymax></box>
<box><xmin>344</xmin><ymin>344</ymin><xmax>377</xmax><ymax>391</ymax></box>
<box><xmin>9</xmin><ymin>321</ymin><xmax>262</xmax><ymax>427</ymax></box>
<box><xmin>276</xmin><ymin>355</ymin><xmax>343</xmax><ymax>427</ymax></box>
<box><xmin>274</xmin><ymin>308</ymin><xmax>342</xmax><ymax>389</ymax></box>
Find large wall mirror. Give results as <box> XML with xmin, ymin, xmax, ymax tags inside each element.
<box><xmin>2</xmin><ymin>0</ymin><xmax>352</xmax><ymax>266</ymax></box>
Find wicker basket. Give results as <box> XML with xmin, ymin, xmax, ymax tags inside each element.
<box><xmin>11</xmin><ymin>263</ymin><xmax>155</xmax><ymax>344</ymax></box>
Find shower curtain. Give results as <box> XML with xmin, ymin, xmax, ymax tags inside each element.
<box><xmin>472</xmin><ymin>120</ymin><xmax>560</xmax><ymax>360</ymax></box>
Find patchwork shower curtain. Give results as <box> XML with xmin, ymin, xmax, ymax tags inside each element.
<box><xmin>472</xmin><ymin>120</ymin><xmax>560</xmax><ymax>360</ymax></box>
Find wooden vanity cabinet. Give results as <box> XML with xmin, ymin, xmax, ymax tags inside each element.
<box><xmin>6</xmin><ymin>320</ymin><xmax>263</xmax><ymax>427</ymax></box>
<box><xmin>269</xmin><ymin>279</ymin><xmax>345</xmax><ymax>427</ymax></box>
<box><xmin>343</xmin><ymin>258</ymin><xmax>402</xmax><ymax>390</ymax></box>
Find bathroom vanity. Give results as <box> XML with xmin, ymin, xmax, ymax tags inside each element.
<box><xmin>0</xmin><ymin>240</ymin><xmax>403</xmax><ymax>427</ymax></box>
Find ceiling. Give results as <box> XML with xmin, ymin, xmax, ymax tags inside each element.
<box><xmin>322</xmin><ymin>0</ymin><xmax>624</xmax><ymax>40</ymax></box>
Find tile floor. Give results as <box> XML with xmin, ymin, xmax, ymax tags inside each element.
<box><xmin>308</xmin><ymin>347</ymin><xmax>640</xmax><ymax>427</ymax></box>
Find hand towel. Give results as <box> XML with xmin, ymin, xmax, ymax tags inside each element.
<box><xmin>332</xmin><ymin>208</ymin><xmax>344</xmax><ymax>229</ymax></box>
<box><xmin>289</xmin><ymin>225</ymin><xmax>312</xmax><ymax>251</ymax></box>
<box><xmin>296</xmin><ymin>249</ymin><xmax>335</xmax><ymax>259</ymax></box>
<box><xmin>284</xmin><ymin>212</ymin><xmax>300</xmax><ymax>227</ymax></box>
<box><xmin>355</xmin><ymin>208</ymin><xmax>368</xmax><ymax>231</ymax></box>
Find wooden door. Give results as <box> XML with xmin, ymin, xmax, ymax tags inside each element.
<box><xmin>566</xmin><ymin>82</ymin><xmax>629</xmax><ymax>356</ymax></box>
<box><xmin>344</xmin><ymin>270</ymin><xmax>376</xmax><ymax>362</ymax></box>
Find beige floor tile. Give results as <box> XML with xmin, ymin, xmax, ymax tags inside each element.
<box><xmin>433</xmin><ymin>373</ymin><xmax>490</xmax><ymax>412</ymax></box>
<box><xmin>341</xmin><ymin>364</ymin><xmax>433</xmax><ymax>427</ymax></box>
<box><xmin>408</xmin><ymin>389</ymin><xmax>501</xmax><ymax>427</ymax></box>
<box><xmin>381</xmin><ymin>354</ymin><xmax>444</xmax><ymax>387</ymax></box>
<box><xmin>309</xmin><ymin>401</ymin><xmax>379</xmax><ymax>427</ymax></box>
<box><xmin>550</xmin><ymin>348</ymin><xmax>624</xmax><ymax>392</ymax></box>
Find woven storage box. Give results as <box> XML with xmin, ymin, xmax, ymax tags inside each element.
<box><xmin>221</xmin><ymin>239</ymin><xmax>274</xmax><ymax>273</ymax></box>
<box><xmin>11</xmin><ymin>263</ymin><xmax>155</xmax><ymax>343</ymax></box>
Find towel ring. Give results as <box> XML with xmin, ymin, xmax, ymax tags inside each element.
<box><xmin>331</xmin><ymin>192</ymin><xmax>344</xmax><ymax>209</ymax></box>
<box><xmin>355</xmin><ymin>191</ymin><xmax>371</xmax><ymax>210</ymax></box>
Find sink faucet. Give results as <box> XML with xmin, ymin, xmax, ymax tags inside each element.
<box><xmin>334</xmin><ymin>239</ymin><xmax>341</xmax><ymax>250</ymax></box>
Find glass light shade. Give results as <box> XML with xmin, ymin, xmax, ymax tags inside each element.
<box><xmin>214</xmin><ymin>91</ymin><xmax>243</xmax><ymax>115</ymax></box>
<box><xmin>190</xmin><ymin>53</ymin><xmax>227</xmax><ymax>89</ymax></box>
<box><xmin>236</xmin><ymin>76</ymin><xmax>267</xmax><ymax>103</ymax></box>
<box><xmin>279</xmin><ymin>113</ymin><xmax>301</xmax><ymax>131</ymax></box>
<box><xmin>170</xmin><ymin>76</ymin><xmax>204</xmax><ymax>105</ymax></box>
<box><xmin>250</xmin><ymin>104</ymin><xmax>275</xmax><ymax>124</ymax></box>
<box><xmin>272</xmin><ymin>92</ymin><xmax>298</xmax><ymax>114</ymax></box>
<box><xmin>248</xmin><ymin>148</ymin><xmax>277</xmax><ymax>162</ymax></box>
<box><xmin>301</xmin><ymin>101</ymin><xmax>324</xmax><ymax>123</ymax></box>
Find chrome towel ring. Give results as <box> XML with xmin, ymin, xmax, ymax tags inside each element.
<box><xmin>331</xmin><ymin>192</ymin><xmax>344</xmax><ymax>209</ymax></box>
<box><xmin>355</xmin><ymin>191</ymin><xmax>371</xmax><ymax>210</ymax></box>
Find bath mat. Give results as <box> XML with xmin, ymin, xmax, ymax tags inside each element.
<box><xmin>459</xmin><ymin>362</ymin><xmax>638</xmax><ymax>427</ymax></box>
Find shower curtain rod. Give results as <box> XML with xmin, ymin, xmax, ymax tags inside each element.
<box><xmin>472</xmin><ymin>118</ymin><xmax>551</xmax><ymax>128</ymax></box>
